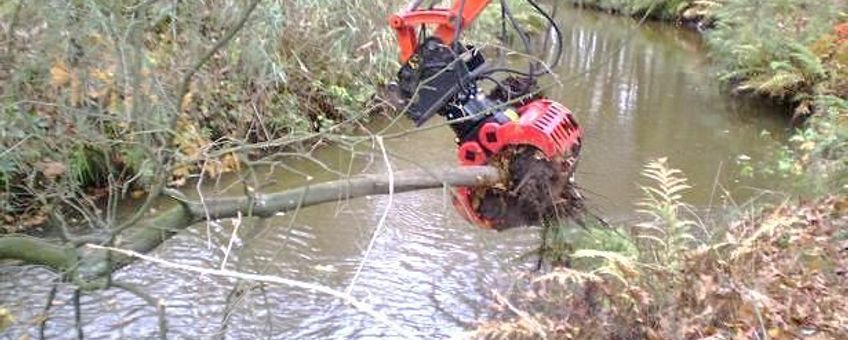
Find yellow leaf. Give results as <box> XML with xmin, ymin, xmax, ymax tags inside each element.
<box><xmin>221</xmin><ymin>153</ymin><xmax>241</xmax><ymax>173</ymax></box>
<box><xmin>91</xmin><ymin>68</ymin><xmax>113</xmax><ymax>82</ymax></box>
<box><xmin>180</xmin><ymin>92</ymin><xmax>193</xmax><ymax>112</ymax></box>
<box><xmin>88</xmin><ymin>86</ymin><xmax>110</xmax><ymax>100</ymax></box>
<box><xmin>834</xmin><ymin>197</ymin><xmax>848</xmax><ymax>214</ymax></box>
<box><xmin>130</xmin><ymin>190</ymin><xmax>146</xmax><ymax>199</ymax></box>
<box><xmin>0</xmin><ymin>306</ymin><xmax>13</xmax><ymax>331</ymax></box>
<box><xmin>799</xmin><ymin>141</ymin><xmax>816</xmax><ymax>151</ymax></box>
<box><xmin>737</xmin><ymin>303</ymin><xmax>756</xmax><ymax>322</ymax></box>
<box><xmin>70</xmin><ymin>73</ymin><xmax>82</xmax><ymax>106</ymax></box>
<box><xmin>50</xmin><ymin>62</ymin><xmax>70</xmax><ymax>87</ymax></box>
<box><xmin>171</xmin><ymin>165</ymin><xmax>191</xmax><ymax>179</ymax></box>
<box><xmin>169</xmin><ymin>176</ymin><xmax>187</xmax><ymax>187</ymax></box>
<box><xmin>202</xmin><ymin>162</ymin><xmax>221</xmax><ymax>178</ymax></box>
<box><xmin>35</xmin><ymin>160</ymin><xmax>66</xmax><ymax>180</ymax></box>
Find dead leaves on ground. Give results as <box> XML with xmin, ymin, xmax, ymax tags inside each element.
<box><xmin>661</xmin><ymin>197</ymin><xmax>848</xmax><ymax>338</ymax></box>
<box><xmin>474</xmin><ymin>196</ymin><xmax>848</xmax><ymax>339</ymax></box>
<box><xmin>34</xmin><ymin>159</ymin><xmax>66</xmax><ymax>181</ymax></box>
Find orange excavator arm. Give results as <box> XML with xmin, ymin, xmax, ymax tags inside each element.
<box><xmin>385</xmin><ymin>1</ymin><xmax>583</xmax><ymax>230</ymax></box>
<box><xmin>389</xmin><ymin>0</ymin><xmax>492</xmax><ymax>62</ymax></box>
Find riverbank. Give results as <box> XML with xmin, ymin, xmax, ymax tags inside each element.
<box><xmin>469</xmin><ymin>2</ymin><xmax>848</xmax><ymax>338</ymax></box>
<box><xmin>0</xmin><ymin>1</ymin><xmax>402</xmax><ymax>232</ymax></box>
<box><xmin>1</xmin><ymin>2</ymin><xmax>845</xmax><ymax>337</ymax></box>
<box><xmin>568</xmin><ymin>0</ymin><xmax>848</xmax><ymax>188</ymax></box>
<box><xmin>475</xmin><ymin>187</ymin><xmax>848</xmax><ymax>338</ymax></box>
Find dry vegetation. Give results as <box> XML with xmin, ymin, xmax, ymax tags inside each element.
<box><xmin>474</xmin><ymin>160</ymin><xmax>848</xmax><ymax>339</ymax></box>
<box><xmin>0</xmin><ymin>0</ymin><xmax>401</xmax><ymax>233</ymax></box>
<box><xmin>472</xmin><ymin>2</ymin><xmax>848</xmax><ymax>338</ymax></box>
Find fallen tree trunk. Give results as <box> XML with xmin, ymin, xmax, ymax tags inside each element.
<box><xmin>1</xmin><ymin>166</ymin><xmax>502</xmax><ymax>286</ymax></box>
<box><xmin>0</xmin><ymin>236</ymin><xmax>77</xmax><ymax>272</ymax></box>
<box><xmin>188</xmin><ymin>165</ymin><xmax>501</xmax><ymax>219</ymax></box>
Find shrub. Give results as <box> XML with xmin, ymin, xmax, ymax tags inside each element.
<box><xmin>473</xmin><ymin>159</ymin><xmax>848</xmax><ymax>339</ymax></box>
<box><xmin>0</xmin><ymin>0</ymin><xmax>402</xmax><ymax>231</ymax></box>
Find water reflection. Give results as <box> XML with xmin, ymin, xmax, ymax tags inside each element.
<box><xmin>551</xmin><ymin>10</ymin><xmax>787</xmax><ymax>215</ymax></box>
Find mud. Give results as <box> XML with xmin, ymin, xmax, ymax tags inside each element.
<box><xmin>473</xmin><ymin>145</ymin><xmax>584</xmax><ymax>230</ymax></box>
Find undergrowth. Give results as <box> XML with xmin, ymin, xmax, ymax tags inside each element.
<box><xmin>473</xmin><ymin>159</ymin><xmax>848</xmax><ymax>339</ymax></box>
<box><xmin>707</xmin><ymin>0</ymin><xmax>843</xmax><ymax>114</ymax></box>
<box><xmin>0</xmin><ymin>0</ymin><xmax>403</xmax><ymax>231</ymax></box>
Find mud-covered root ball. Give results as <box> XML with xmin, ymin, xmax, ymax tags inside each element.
<box><xmin>464</xmin><ymin>145</ymin><xmax>584</xmax><ymax>231</ymax></box>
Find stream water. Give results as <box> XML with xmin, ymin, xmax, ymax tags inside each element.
<box><xmin>1</xmin><ymin>8</ymin><xmax>789</xmax><ymax>340</ymax></box>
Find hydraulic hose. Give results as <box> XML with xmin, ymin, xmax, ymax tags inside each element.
<box><xmin>485</xmin><ymin>0</ymin><xmax>563</xmax><ymax>79</ymax></box>
<box><xmin>500</xmin><ymin>0</ymin><xmax>536</xmax><ymax>76</ymax></box>
<box><xmin>526</xmin><ymin>0</ymin><xmax>564</xmax><ymax>70</ymax></box>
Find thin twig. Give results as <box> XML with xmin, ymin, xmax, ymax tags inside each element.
<box><xmin>0</xmin><ymin>134</ymin><xmax>31</xmax><ymax>158</ymax></box>
<box><xmin>111</xmin><ymin>281</ymin><xmax>167</xmax><ymax>340</ymax></box>
<box><xmin>197</xmin><ymin>159</ymin><xmax>215</xmax><ymax>250</ymax></box>
<box><xmin>346</xmin><ymin>136</ymin><xmax>394</xmax><ymax>294</ymax></box>
<box><xmin>706</xmin><ymin>161</ymin><xmax>724</xmax><ymax>223</ymax></box>
<box><xmin>220</xmin><ymin>211</ymin><xmax>242</xmax><ymax>270</ymax></box>
<box><xmin>4</xmin><ymin>0</ymin><xmax>23</xmax><ymax>51</ymax></box>
<box><xmin>173</xmin><ymin>0</ymin><xmax>262</xmax><ymax>124</ymax></box>
<box><xmin>87</xmin><ymin>244</ymin><xmax>418</xmax><ymax>338</ymax></box>
<box><xmin>492</xmin><ymin>290</ymin><xmax>547</xmax><ymax>339</ymax></box>
<box><xmin>260</xmin><ymin>283</ymin><xmax>272</xmax><ymax>339</ymax></box>
<box><xmin>218</xmin><ymin>185</ymin><xmax>310</xmax><ymax>339</ymax></box>
<box><xmin>73</xmin><ymin>288</ymin><xmax>83</xmax><ymax>340</ymax></box>
<box><xmin>39</xmin><ymin>283</ymin><xmax>59</xmax><ymax>340</ymax></box>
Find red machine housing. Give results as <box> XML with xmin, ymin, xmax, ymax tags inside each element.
<box><xmin>453</xmin><ymin>99</ymin><xmax>582</xmax><ymax>228</ymax></box>
<box><xmin>388</xmin><ymin>0</ymin><xmax>583</xmax><ymax>228</ymax></box>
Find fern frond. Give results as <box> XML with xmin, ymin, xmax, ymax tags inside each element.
<box><xmin>717</xmin><ymin>71</ymin><xmax>745</xmax><ymax>83</ymax></box>
<box><xmin>787</xmin><ymin>42</ymin><xmax>826</xmax><ymax>79</ymax></box>
<box><xmin>768</xmin><ymin>60</ymin><xmax>795</xmax><ymax>72</ymax></box>
<box><xmin>634</xmin><ymin>222</ymin><xmax>668</xmax><ymax>235</ymax></box>
<box><xmin>755</xmin><ymin>71</ymin><xmax>805</xmax><ymax>96</ymax></box>
<box><xmin>533</xmin><ymin>268</ymin><xmax>603</xmax><ymax>286</ymax></box>
<box><xmin>636</xmin><ymin>234</ymin><xmax>668</xmax><ymax>247</ymax></box>
<box><xmin>572</xmin><ymin>249</ymin><xmax>639</xmax><ymax>285</ymax></box>
<box><xmin>634</xmin><ymin>158</ymin><xmax>702</xmax><ymax>266</ymax></box>
<box><xmin>594</xmin><ymin>267</ymin><xmax>630</xmax><ymax>286</ymax></box>
<box><xmin>572</xmin><ymin>249</ymin><xmax>634</xmax><ymax>264</ymax></box>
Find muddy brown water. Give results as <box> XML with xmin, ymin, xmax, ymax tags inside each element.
<box><xmin>1</xmin><ymin>8</ymin><xmax>789</xmax><ymax>340</ymax></box>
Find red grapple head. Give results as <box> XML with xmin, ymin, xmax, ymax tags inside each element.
<box><xmin>452</xmin><ymin>99</ymin><xmax>582</xmax><ymax>229</ymax></box>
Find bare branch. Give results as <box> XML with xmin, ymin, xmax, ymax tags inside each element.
<box><xmin>346</xmin><ymin>136</ymin><xmax>394</xmax><ymax>294</ymax></box>
<box><xmin>39</xmin><ymin>283</ymin><xmax>59</xmax><ymax>340</ymax></box>
<box><xmin>0</xmin><ymin>236</ymin><xmax>75</xmax><ymax>271</ymax></box>
<box><xmin>87</xmin><ymin>244</ymin><xmax>419</xmax><ymax>338</ymax></box>
<box><xmin>174</xmin><ymin>0</ymin><xmax>262</xmax><ymax>122</ymax></box>
<box><xmin>111</xmin><ymin>281</ymin><xmax>167</xmax><ymax>340</ymax></box>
